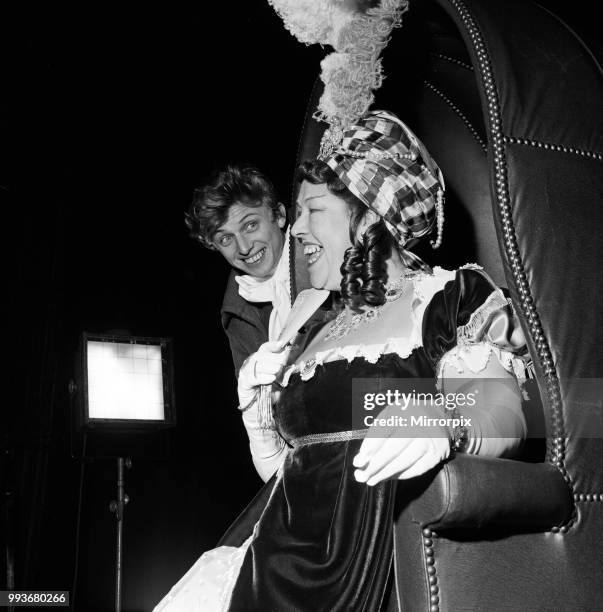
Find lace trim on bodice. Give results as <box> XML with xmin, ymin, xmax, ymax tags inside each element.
<box><xmin>281</xmin><ymin>335</ymin><xmax>421</xmax><ymax>386</ymax></box>
<box><xmin>280</xmin><ymin>266</ymin><xmax>457</xmax><ymax>386</ymax></box>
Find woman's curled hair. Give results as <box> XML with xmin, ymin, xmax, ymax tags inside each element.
<box><xmin>297</xmin><ymin>159</ymin><xmax>396</xmax><ymax>311</ymax></box>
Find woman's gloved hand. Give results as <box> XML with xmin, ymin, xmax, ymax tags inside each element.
<box><xmin>237</xmin><ymin>341</ymin><xmax>290</xmax><ymax>411</ymax></box>
<box><xmin>352</xmin><ymin>403</ymin><xmax>452</xmax><ymax>486</ymax></box>
<box><xmin>237</xmin><ymin>341</ymin><xmax>291</xmax><ymax>482</ymax></box>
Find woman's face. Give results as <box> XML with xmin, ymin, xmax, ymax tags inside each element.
<box><xmin>292</xmin><ymin>181</ymin><xmax>353</xmax><ymax>291</ymax></box>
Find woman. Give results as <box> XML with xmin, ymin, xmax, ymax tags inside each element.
<box><xmin>154</xmin><ymin>110</ymin><xmax>528</xmax><ymax>611</ymax></box>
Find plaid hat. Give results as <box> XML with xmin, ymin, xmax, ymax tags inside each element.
<box><xmin>321</xmin><ymin>110</ymin><xmax>444</xmax><ymax>271</ymax></box>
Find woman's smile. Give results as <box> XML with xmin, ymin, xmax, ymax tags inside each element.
<box><xmin>303</xmin><ymin>243</ymin><xmax>323</xmax><ymax>265</ymax></box>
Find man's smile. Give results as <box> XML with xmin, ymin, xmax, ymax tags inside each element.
<box><xmin>242</xmin><ymin>247</ymin><xmax>267</xmax><ymax>265</ymax></box>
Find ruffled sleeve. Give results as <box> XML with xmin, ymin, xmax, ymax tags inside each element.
<box><xmin>421</xmin><ymin>266</ymin><xmax>530</xmax><ymax>386</ymax></box>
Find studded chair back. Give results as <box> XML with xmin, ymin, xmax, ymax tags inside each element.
<box><xmin>292</xmin><ymin>0</ymin><xmax>603</xmax><ymax>609</ymax></box>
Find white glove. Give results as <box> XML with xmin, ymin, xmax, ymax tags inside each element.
<box><xmin>353</xmin><ymin>404</ymin><xmax>451</xmax><ymax>486</ymax></box>
<box><xmin>237</xmin><ymin>341</ymin><xmax>290</xmax><ymax>410</ymax></box>
<box><xmin>241</xmin><ymin>403</ymin><xmax>287</xmax><ymax>482</ymax></box>
<box><xmin>237</xmin><ymin>341</ymin><xmax>291</xmax><ymax>482</ymax></box>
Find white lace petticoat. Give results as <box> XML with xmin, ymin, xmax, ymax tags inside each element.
<box><xmin>152</xmin><ymin>535</ymin><xmax>253</xmax><ymax>612</ymax></box>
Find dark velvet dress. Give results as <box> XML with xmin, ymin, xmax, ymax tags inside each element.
<box><xmin>227</xmin><ymin>351</ymin><xmax>435</xmax><ymax>612</ymax></box>
<box><xmin>222</xmin><ymin>268</ymin><xmax>529</xmax><ymax>612</ymax></box>
<box><xmin>147</xmin><ymin>268</ymin><xmax>528</xmax><ymax>612</ymax></box>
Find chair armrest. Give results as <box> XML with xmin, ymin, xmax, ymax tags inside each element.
<box><xmin>399</xmin><ymin>454</ymin><xmax>573</xmax><ymax>531</ymax></box>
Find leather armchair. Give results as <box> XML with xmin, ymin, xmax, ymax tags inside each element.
<box><xmin>290</xmin><ymin>1</ymin><xmax>603</xmax><ymax>610</ymax></box>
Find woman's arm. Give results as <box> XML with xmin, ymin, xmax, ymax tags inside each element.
<box><xmin>440</xmin><ymin>350</ymin><xmax>527</xmax><ymax>458</ymax></box>
<box><xmin>237</xmin><ymin>341</ymin><xmax>290</xmax><ymax>481</ymax></box>
<box><xmin>241</xmin><ymin>397</ymin><xmax>287</xmax><ymax>482</ymax></box>
<box><xmin>353</xmin><ymin>347</ymin><xmax>527</xmax><ymax>485</ymax></box>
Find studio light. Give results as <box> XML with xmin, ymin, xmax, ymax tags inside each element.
<box><xmin>70</xmin><ymin>332</ymin><xmax>176</xmax><ymax>612</ymax></box>
<box><xmin>80</xmin><ymin>333</ymin><xmax>175</xmax><ymax>429</ymax></box>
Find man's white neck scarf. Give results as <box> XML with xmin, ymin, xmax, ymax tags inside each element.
<box><xmin>234</xmin><ymin>227</ymin><xmax>291</xmax><ymax>341</ymax></box>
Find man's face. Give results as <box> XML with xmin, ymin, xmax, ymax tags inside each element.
<box><xmin>212</xmin><ymin>202</ymin><xmax>286</xmax><ymax>279</ymax></box>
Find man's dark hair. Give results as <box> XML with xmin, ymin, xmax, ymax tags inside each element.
<box><xmin>185</xmin><ymin>164</ymin><xmax>280</xmax><ymax>248</ymax></box>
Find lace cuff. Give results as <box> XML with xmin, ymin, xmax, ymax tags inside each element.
<box><xmin>435</xmin><ymin>286</ymin><xmax>530</xmax><ymax>388</ymax></box>
<box><xmin>436</xmin><ymin>342</ymin><xmax>530</xmax><ymax>390</ymax></box>
<box><xmin>457</xmin><ymin>288</ymin><xmax>526</xmax><ymax>352</ymax></box>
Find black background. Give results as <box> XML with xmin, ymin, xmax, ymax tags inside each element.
<box><xmin>3</xmin><ymin>1</ymin><xmax>598</xmax><ymax>610</ymax></box>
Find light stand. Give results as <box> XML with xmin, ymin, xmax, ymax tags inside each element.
<box><xmin>71</xmin><ymin>332</ymin><xmax>176</xmax><ymax>612</ymax></box>
<box><xmin>109</xmin><ymin>457</ymin><xmax>131</xmax><ymax>612</ymax></box>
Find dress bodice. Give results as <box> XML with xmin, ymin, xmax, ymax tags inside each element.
<box><xmin>276</xmin><ymin>351</ymin><xmax>435</xmax><ymax>443</ymax></box>
<box><xmin>275</xmin><ymin>265</ymin><xmax>530</xmax><ymax>445</ymax></box>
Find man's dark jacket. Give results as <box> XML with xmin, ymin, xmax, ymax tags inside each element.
<box><xmin>220</xmin><ymin>269</ymin><xmax>272</xmax><ymax>379</ymax></box>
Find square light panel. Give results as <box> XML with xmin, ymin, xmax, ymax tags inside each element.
<box><xmin>82</xmin><ymin>334</ymin><xmax>174</xmax><ymax>425</ymax></box>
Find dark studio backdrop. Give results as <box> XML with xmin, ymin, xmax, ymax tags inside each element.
<box><xmin>3</xmin><ymin>1</ymin><xmax>599</xmax><ymax>611</ymax></box>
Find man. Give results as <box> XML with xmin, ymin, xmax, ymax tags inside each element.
<box><xmin>185</xmin><ymin>164</ymin><xmax>292</xmax><ymax>377</ymax></box>
<box><xmin>186</xmin><ymin>163</ymin><xmax>332</xmax><ymax>481</ymax></box>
